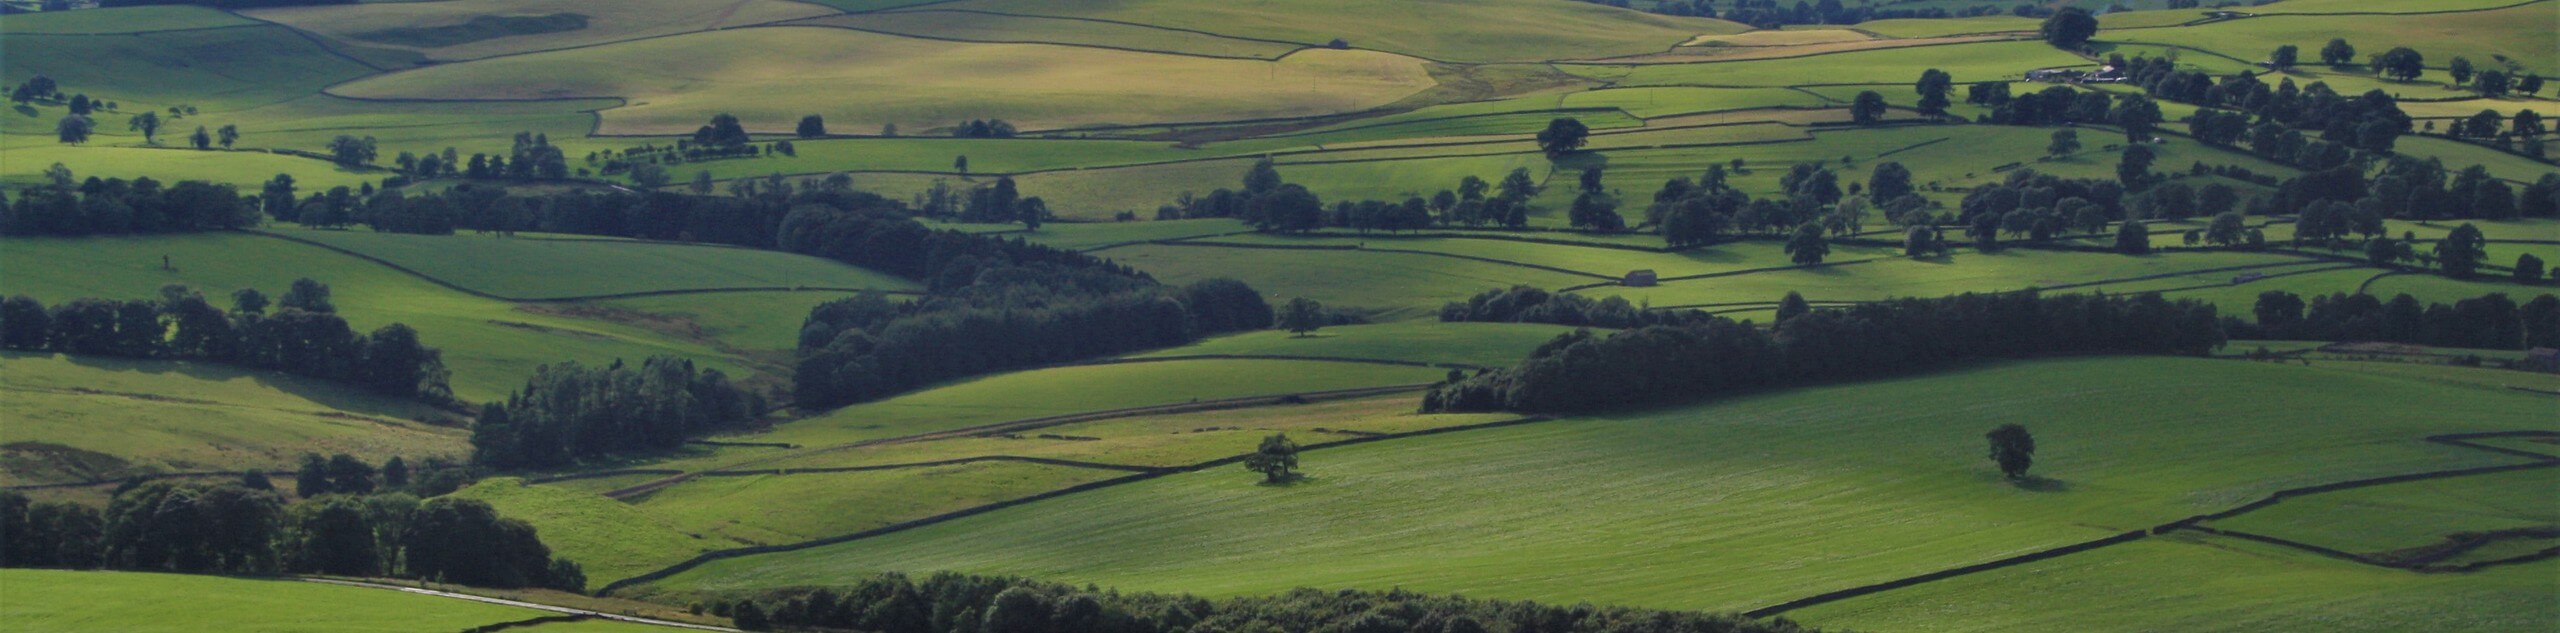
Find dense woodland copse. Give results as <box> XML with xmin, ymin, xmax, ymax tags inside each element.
<box><xmin>0</xmin><ymin>482</ymin><xmax>581</xmax><ymax>591</ymax></box>
<box><xmin>1</xmin><ymin>169</ymin><xmax>260</xmax><ymax>236</ymax></box>
<box><xmin>1441</xmin><ymin>286</ymin><xmax>1717</xmax><ymax>329</ymax></box>
<box><xmin>688</xmin><ymin>571</ymin><xmax>1824</xmax><ymax>633</ymax></box>
<box><xmin>469</xmin><ymin>357</ymin><xmax>764</xmax><ymax>470</ymax></box>
<box><xmin>1425</xmin><ymin>292</ymin><xmax>2225</xmax><ymax>413</ymax></box>
<box><xmin>2239</xmin><ymin>291</ymin><xmax>2560</xmax><ymax>350</ymax></box>
<box><xmin>0</xmin><ymin>281</ymin><xmax>452</xmax><ymax>403</ymax></box>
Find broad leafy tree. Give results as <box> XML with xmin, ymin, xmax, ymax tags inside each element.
<box><xmin>1985</xmin><ymin>424</ymin><xmax>2036</xmax><ymax>480</ymax></box>
<box><xmin>1243</xmin><ymin>433</ymin><xmax>1301</xmax><ymax>484</ymax></box>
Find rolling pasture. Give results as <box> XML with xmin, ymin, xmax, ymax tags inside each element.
<box><xmin>0</xmin><ymin>352</ymin><xmax>462</xmax><ymax>487</ymax></box>
<box><xmin>646</xmin><ymin>357</ymin><xmax>2558</xmax><ymax>615</ymax></box>
<box><xmin>4</xmin><ymin>0</ymin><xmax>2557</xmax><ymax>629</ymax></box>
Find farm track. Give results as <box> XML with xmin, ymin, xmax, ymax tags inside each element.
<box><xmin>1740</xmin><ymin>430</ymin><xmax>2560</xmax><ymax>618</ymax></box>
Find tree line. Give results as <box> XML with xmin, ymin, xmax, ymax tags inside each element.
<box><xmin>697</xmin><ymin>570</ymin><xmax>1824</xmax><ymax>633</ymax></box>
<box><xmin>0</xmin><ymin>482</ymin><xmax>579</xmax><ymax>591</ymax></box>
<box><xmin>1424</xmin><ymin>292</ymin><xmax>2226</xmax><ymax>413</ymax></box>
<box><xmin>2238</xmin><ymin>291</ymin><xmax>2559</xmax><ymax>351</ymax></box>
<box><xmin>469</xmin><ymin>357</ymin><xmax>764</xmax><ymax>470</ymax></box>
<box><xmin>793</xmin><ymin>274</ymin><xmax>1273</xmax><ymax>409</ymax></box>
<box><xmin>1</xmin><ymin>167</ymin><xmax>260</xmax><ymax>236</ymax></box>
<box><xmin>1440</xmin><ymin>286</ymin><xmax>1718</xmax><ymax>329</ymax></box>
<box><xmin>0</xmin><ymin>280</ymin><xmax>453</xmax><ymax>403</ymax></box>
<box><xmin>1647</xmin><ymin>0</ymin><xmax>2040</xmax><ymax>27</ymax></box>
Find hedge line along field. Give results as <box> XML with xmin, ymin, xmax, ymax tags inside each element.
<box><xmin>0</xmin><ymin>234</ymin><xmax>758</xmax><ymax>402</ymax></box>
<box><xmin>0</xmin><ymin>569</ymin><xmax>560</xmax><ymax>633</ymax></box>
<box><xmin>1789</xmin><ymin>533</ymin><xmax>2556</xmax><ymax>633</ymax></box>
<box><xmin>646</xmin><ymin>358</ymin><xmax>2558</xmax><ymax>607</ymax></box>
<box><xmin>328</xmin><ymin>28</ymin><xmax>1438</xmax><ymax>135</ymax></box>
<box><xmin>2106</xmin><ymin>4</ymin><xmax>2560</xmax><ymax>75</ymax></box>
<box><xmin>0</xmin><ymin>352</ymin><xmax>463</xmax><ymax>487</ymax></box>
<box><xmin>262</xmin><ymin>228</ymin><xmax>921</xmax><ymax>299</ymax></box>
<box><xmin>756</xmin><ymin>395</ymin><xmax>1521</xmax><ymax>473</ymax></box>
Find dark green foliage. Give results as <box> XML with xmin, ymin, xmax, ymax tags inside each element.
<box><xmin>2039</xmin><ymin>8</ymin><xmax>2096</xmax><ymax>49</ymax></box>
<box><xmin>2113</xmin><ymin>219</ymin><xmax>2150</xmax><ymax>254</ymax></box>
<box><xmin>796</xmin><ymin>114</ymin><xmax>826</xmax><ymax>138</ymax></box>
<box><xmin>2434</xmin><ymin>223</ymin><xmax>2487</xmax><ymax>279</ymax></box>
<box><xmin>693</xmin><ymin>114</ymin><xmax>751</xmax><ymax>149</ymax></box>
<box><xmin>103</xmin><ymin>481</ymin><xmax>282</xmax><ymax>573</ymax></box>
<box><xmin>1536</xmin><ymin>117</ymin><xmax>1589</xmax><ymax>157</ymax></box>
<box><xmin>2235</xmin><ymin>291</ymin><xmax>2557</xmax><ymax>350</ymax></box>
<box><xmin>404</xmin><ymin>497</ymin><xmax>580</xmax><ymax>590</ymax></box>
<box><xmin>0</xmin><ymin>172</ymin><xmax>259</xmax><ymax>236</ymax></box>
<box><xmin>1784</xmin><ymin>223</ymin><xmax>1828</xmax><ymax>265</ymax></box>
<box><xmin>1984</xmin><ymin>424</ymin><xmax>2035</xmax><ymax>480</ymax></box>
<box><xmin>469</xmin><ymin>357</ymin><xmax>762</xmax><ymax>470</ymax></box>
<box><xmin>1279</xmin><ymin>297</ymin><xmax>1326</xmax><ymax>337</ymax></box>
<box><xmin>718</xmin><ymin>571</ymin><xmax>1823</xmax><ymax>633</ymax></box>
<box><xmin>0</xmin><ymin>491</ymin><xmax>104</xmax><ymax>569</ymax></box>
<box><xmin>0</xmin><ymin>285</ymin><xmax>449</xmax><ymax>402</ymax></box>
<box><xmin>1440</xmin><ymin>286</ymin><xmax>1712</xmax><ymax>329</ymax></box>
<box><xmin>1425</xmin><ymin>292</ymin><xmax>2225</xmax><ymax>413</ymax></box>
<box><xmin>1243</xmin><ymin>433</ymin><xmax>1300</xmax><ymax>484</ymax></box>
<box><xmin>1850</xmin><ymin>90</ymin><xmax>1888</xmax><ymax>125</ymax></box>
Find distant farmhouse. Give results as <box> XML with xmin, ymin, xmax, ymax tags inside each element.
<box><xmin>2026</xmin><ymin>65</ymin><xmax>2127</xmax><ymax>84</ymax></box>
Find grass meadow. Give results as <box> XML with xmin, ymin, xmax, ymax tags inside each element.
<box><xmin>0</xmin><ymin>569</ymin><xmax>555</xmax><ymax>633</ymax></box>
<box><xmin>264</xmin><ymin>228</ymin><xmax>920</xmax><ymax>299</ymax></box>
<box><xmin>647</xmin><ymin>357</ymin><xmax>2555</xmax><ymax>608</ymax></box>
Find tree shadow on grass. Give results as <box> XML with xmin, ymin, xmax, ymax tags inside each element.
<box><xmin>2008</xmin><ymin>475</ymin><xmax>2069</xmax><ymax>492</ymax></box>
<box><xmin>1254</xmin><ymin>473</ymin><xmax>1320</xmax><ymax>488</ymax></box>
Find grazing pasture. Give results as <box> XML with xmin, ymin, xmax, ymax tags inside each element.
<box><xmin>646</xmin><ymin>358</ymin><xmax>2556</xmax><ymax>610</ymax></box>
<box><xmin>0</xmin><ymin>352</ymin><xmax>461</xmax><ymax>486</ymax></box>
<box><xmin>330</xmin><ymin>28</ymin><xmax>1437</xmax><ymax>135</ymax></box>
<box><xmin>262</xmin><ymin>228</ymin><xmax>920</xmax><ymax>299</ymax></box>
<box><xmin>926</xmin><ymin>0</ymin><xmax>1746</xmax><ymax>62</ymax></box>
<box><xmin>0</xmin><ymin>234</ymin><xmax>758</xmax><ymax>401</ymax></box>
<box><xmin>246</xmin><ymin>0</ymin><xmax>837</xmax><ymax>61</ymax></box>
<box><xmin>0</xmin><ymin>569</ymin><xmax>555</xmax><ymax>633</ymax></box>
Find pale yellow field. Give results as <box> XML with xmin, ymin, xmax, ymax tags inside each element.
<box><xmin>330</xmin><ymin>27</ymin><xmax>1438</xmax><ymax>135</ymax></box>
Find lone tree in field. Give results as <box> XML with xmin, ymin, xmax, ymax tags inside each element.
<box><xmin>2435</xmin><ymin>223</ymin><xmax>2488</xmax><ymax>279</ymax></box>
<box><xmin>217</xmin><ymin>124</ymin><xmax>239</xmax><ymax>148</ymax></box>
<box><xmin>56</xmin><ymin>114</ymin><xmax>91</xmax><ymax>145</ymax></box>
<box><xmin>2114</xmin><ymin>219</ymin><xmax>2151</xmax><ymax>254</ymax></box>
<box><xmin>2319</xmin><ymin>38</ymin><xmax>2355</xmax><ymax>67</ymax></box>
<box><xmin>1278</xmin><ymin>297</ymin><xmax>1326</xmax><ymax>337</ymax></box>
<box><xmin>2268</xmin><ymin>45</ymin><xmax>2298</xmax><ymax>69</ymax></box>
<box><xmin>796</xmin><ymin>114</ymin><xmax>826</xmax><ymax>138</ymax></box>
<box><xmin>1243</xmin><ymin>433</ymin><xmax>1301</xmax><ymax>484</ymax></box>
<box><xmin>189</xmin><ymin>126</ymin><xmax>211</xmax><ymax>150</ymax></box>
<box><xmin>1914</xmin><ymin>68</ymin><xmax>1952</xmax><ymax>118</ymax></box>
<box><xmin>1850</xmin><ymin>91</ymin><xmax>1888</xmax><ymax>125</ymax></box>
<box><xmin>1785</xmin><ymin>223</ymin><xmax>1829</xmax><ymax>265</ymax></box>
<box><xmin>2047</xmin><ymin>129</ymin><xmax>2079</xmax><ymax>157</ymax></box>
<box><xmin>2374</xmin><ymin>47</ymin><xmax>2425</xmax><ymax>82</ymax></box>
<box><xmin>2039</xmin><ymin>8</ymin><xmax>2097</xmax><ymax>50</ymax></box>
<box><xmin>128</xmin><ymin>111</ymin><xmax>161</xmax><ymax>144</ymax></box>
<box><xmin>1985</xmin><ymin>424</ymin><xmax>2035</xmax><ymax>480</ymax></box>
<box><xmin>1537</xmin><ymin>117</ymin><xmax>1589</xmax><ymax>157</ymax></box>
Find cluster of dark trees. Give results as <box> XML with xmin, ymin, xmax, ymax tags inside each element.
<box><xmin>703</xmin><ymin>571</ymin><xmax>1823</xmax><ymax>633</ymax></box>
<box><xmin>1644</xmin><ymin>0</ymin><xmax>2046</xmax><ymax>27</ymax></box>
<box><xmin>1650</xmin><ymin>161</ymin><xmax>1879</xmax><ymax>247</ymax></box>
<box><xmin>291</xmin><ymin>453</ymin><xmax>471</xmax><ymax>499</ymax></box>
<box><xmin>469</xmin><ymin>357</ymin><xmax>763</xmax><ymax>470</ymax></box>
<box><xmin>2239</xmin><ymin>291</ymin><xmax>2560</xmax><ymax>350</ymax></box>
<box><xmin>2265</xmin><ymin>155</ymin><xmax>2555</xmax><ymax>227</ymax></box>
<box><xmin>1156</xmin><ymin>160</ymin><xmax>1541</xmax><ymax>230</ymax></box>
<box><xmin>0</xmin><ymin>281</ymin><xmax>453</xmax><ymax>403</ymax></box>
<box><xmin>1424</xmin><ymin>292</ymin><xmax>2225</xmax><ymax>413</ymax></box>
<box><xmin>0</xmin><ymin>483</ymin><xmax>579</xmax><ymax>591</ymax></box>
<box><xmin>793</xmin><ymin>273</ymin><xmax>1272</xmax><ymax>409</ymax></box>
<box><xmin>951</xmin><ymin>119</ymin><xmax>1019</xmax><ymax>138</ymax></box>
<box><xmin>2118</xmin><ymin>56</ymin><xmax>2413</xmax><ymax>155</ymax></box>
<box><xmin>940</xmin><ymin>176</ymin><xmax>1049</xmax><ymax>227</ymax></box>
<box><xmin>1</xmin><ymin>169</ymin><xmax>259</xmax><ymax>236</ymax></box>
<box><xmin>1440</xmin><ymin>286</ymin><xmax>1716</xmax><ymax>329</ymax></box>
<box><xmin>1965</xmin><ymin>81</ymin><xmax>2154</xmax><ymax>133</ymax></box>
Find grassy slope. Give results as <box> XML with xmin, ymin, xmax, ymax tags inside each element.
<box><xmin>1791</xmin><ymin>534</ymin><xmax>2556</xmax><ymax>633</ymax></box>
<box><xmin>1095</xmin><ymin>244</ymin><xmax>1598</xmax><ymax>319</ymax></box>
<box><xmin>0</xmin><ymin>352</ymin><xmax>461</xmax><ymax>486</ymax></box>
<box><xmin>0</xmin><ymin>25</ymin><xmax>372</xmax><ymax>114</ymax></box>
<box><xmin>264</xmin><ymin>229</ymin><xmax>920</xmax><ymax>298</ymax></box>
<box><xmin>2208</xmin><ymin>467</ymin><xmax>2557</xmax><ymax>554</ymax></box>
<box><xmin>0</xmin><ymin>6</ymin><xmax>257</xmax><ymax>34</ymax></box>
<box><xmin>0</xmin><ymin>569</ymin><xmax>547</xmax><ymax>633</ymax></box>
<box><xmin>649</xmin><ymin>358</ymin><xmax>2557</xmax><ymax>609</ymax></box>
<box><xmin>627</xmin><ymin>461</ymin><xmax>1128</xmax><ymax>546</ymax></box>
<box><xmin>1599</xmin><ymin>40</ymin><xmax>2089</xmax><ymax>87</ymax></box>
<box><xmin>0</xmin><ymin>234</ymin><xmax>757</xmax><ymax>402</ymax></box>
<box><xmin>330</xmin><ymin>28</ymin><xmax>1436</xmax><ymax>135</ymax></box>
<box><xmin>1582</xmin><ymin>249</ymin><xmax>2325</xmax><ymax>307</ymax></box>
<box><xmin>2109</xmin><ymin>4</ymin><xmax>2559</xmax><ymax>75</ymax></box>
<box><xmin>450</xmin><ymin>478</ymin><xmax>729</xmax><ymax>586</ymax></box>
<box><xmin>802</xmin><ymin>11</ymin><xmax>1305</xmax><ymax>60</ymax></box>
<box><xmin>246</xmin><ymin>0</ymin><xmax>836</xmax><ymax>61</ymax></box>
<box><xmin>934</xmin><ymin>0</ymin><xmax>1743</xmax><ymax>63</ymax></box>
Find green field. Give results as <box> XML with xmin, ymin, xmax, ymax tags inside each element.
<box><xmin>1125</xmin><ymin>321</ymin><xmax>1580</xmax><ymax>368</ymax></box>
<box><xmin>0</xmin><ymin>570</ymin><xmax>555</xmax><ymax>633</ymax></box>
<box><xmin>331</xmin><ymin>28</ymin><xmax>1436</xmax><ymax>135</ymax></box>
<box><xmin>264</xmin><ymin>228</ymin><xmax>919</xmax><ymax>299</ymax></box>
<box><xmin>928</xmin><ymin>0</ymin><xmax>1744</xmax><ymax>63</ymax></box>
<box><xmin>0</xmin><ymin>234</ymin><xmax>759</xmax><ymax>401</ymax></box>
<box><xmin>801</xmin><ymin>11</ymin><xmax>1308</xmax><ymax>60</ymax></box>
<box><xmin>648</xmin><ymin>357</ymin><xmax>2557</xmax><ymax>610</ymax></box>
<box><xmin>2208</xmin><ymin>468</ymin><xmax>2557</xmax><ymax>555</ymax></box>
<box><xmin>450</xmin><ymin>478</ymin><xmax>728</xmax><ymax>586</ymax></box>
<box><xmin>245</xmin><ymin>0</ymin><xmax>835</xmax><ymax>61</ymax></box>
<box><xmin>1791</xmin><ymin>534</ymin><xmax>2556</xmax><ymax>632</ymax></box>
<box><xmin>0</xmin><ymin>352</ymin><xmax>461</xmax><ymax>486</ymax></box>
